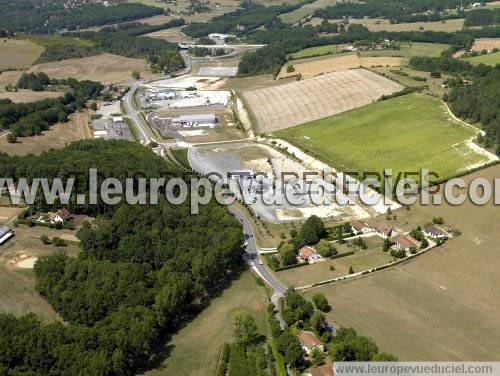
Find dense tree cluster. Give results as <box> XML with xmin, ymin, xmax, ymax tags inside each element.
<box><xmin>0</xmin><ymin>75</ymin><xmax>102</xmax><ymax>138</ymax></box>
<box><xmin>0</xmin><ymin>140</ymin><xmax>245</xmax><ymax>375</ymax></box>
<box><xmin>329</xmin><ymin>328</ymin><xmax>397</xmax><ymax>361</ymax></box>
<box><xmin>99</xmin><ymin>18</ymin><xmax>186</xmax><ymax>37</ymax></box>
<box><xmin>465</xmin><ymin>8</ymin><xmax>500</xmax><ymax>27</ymax></box>
<box><xmin>0</xmin><ymin>0</ymin><xmax>163</xmax><ymax>34</ymax></box>
<box><xmin>313</xmin><ymin>0</ymin><xmax>475</xmax><ymax>23</ymax></box>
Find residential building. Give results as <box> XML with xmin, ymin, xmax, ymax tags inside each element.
<box><xmin>298</xmin><ymin>331</ymin><xmax>325</xmax><ymax>354</ymax></box>
<box><xmin>298</xmin><ymin>246</ymin><xmax>323</xmax><ymax>264</ymax></box>
<box><xmin>376</xmin><ymin>223</ymin><xmax>395</xmax><ymax>238</ymax></box>
<box><xmin>351</xmin><ymin>220</ymin><xmax>373</xmax><ymax>235</ymax></box>
<box><xmin>423</xmin><ymin>225</ymin><xmax>448</xmax><ymax>239</ymax></box>
<box><xmin>50</xmin><ymin>208</ymin><xmax>71</xmax><ymax>223</ymax></box>
<box><xmin>394</xmin><ymin>235</ymin><xmax>421</xmax><ymax>252</ymax></box>
<box><xmin>0</xmin><ymin>226</ymin><xmax>13</xmax><ymax>245</ymax></box>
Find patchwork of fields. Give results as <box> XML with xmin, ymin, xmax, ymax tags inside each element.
<box><xmin>275</xmin><ymin>93</ymin><xmax>492</xmax><ymax>183</ymax></box>
<box><xmin>350</xmin><ymin>18</ymin><xmax>465</xmax><ymax>32</ymax></box>
<box><xmin>279</xmin><ymin>54</ymin><xmax>404</xmax><ymax>79</ymax></box>
<box><xmin>243</xmin><ymin>68</ymin><xmax>403</xmax><ymax>133</ymax></box>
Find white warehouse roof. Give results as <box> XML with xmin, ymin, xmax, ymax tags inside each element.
<box><xmin>174</xmin><ymin>114</ymin><xmax>216</xmax><ymax>123</ymax></box>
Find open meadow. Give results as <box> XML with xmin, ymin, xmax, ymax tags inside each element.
<box><xmin>464</xmin><ymin>51</ymin><xmax>500</xmax><ymax>66</ymax></box>
<box><xmin>275</xmin><ymin>92</ymin><xmax>492</xmax><ymax>182</ymax></box>
<box><xmin>471</xmin><ymin>38</ymin><xmax>500</xmax><ymax>52</ymax></box>
<box><xmin>243</xmin><ymin>68</ymin><xmax>403</xmax><ymax>134</ymax></box>
<box><xmin>350</xmin><ymin>18</ymin><xmax>465</xmax><ymax>32</ymax></box>
<box><xmin>145</xmin><ymin>272</ymin><xmax>270</xmax><ymax>376</ymax></box>
<box><xmin>28</xmin><ymin>53</ymin><xmax>154</xmax><ymax>84</ymax></box>
<box><xmin>0</xmin><ymin>89</ymin><xmax>62</xmax><ymax>103</ymax></box>
<box><xmin>0</xmin><ymin>39</ymin><xmax>44</xmax><ymax>71</ymax></box>
<box><xmin>279</xmin><ymin>0</ymin><xmax>348</xmax><ymax>24</ymax></box>
<box><xmin>279</xmin><ymin>54</ymin><xmax>404</xmax><ymax>79</ymax></box>
<box><xmin>304</xmin><ymin>165</ymin><xmax>500</xmax><ymax>360</ymax></box>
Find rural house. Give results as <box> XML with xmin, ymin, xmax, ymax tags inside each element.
<box><xmin>394</xmin><ymin>235</ymin><xmax>421</xmax><ymax>252</ymax></box>
<box><xmin>298</xmin><ymin>246</ymin><xmax>323</xmax><ymax>264</ymax></box>
<box><xmin>0</xmin><ymin>226</ymin><xmax>13</xmax><ymax>245</ymax></box>
<box><xmin>376</xmin><ymin>223</ymin><xmax>396</xmax><ymax>238</ymax></box>
<box><xmin>351</xmin><ymin>220</ymin><xmax>373</xmax><ymax>235</ymax></box>
<box><xmin>423</xmin><ymin>225</ymin><xmax>448</xmax><ymax>239</ymax></box>
<box><xmin>50</xmin><ymin>208</ymin><xmax>71</xmax><ymax>224</ymax></box>
<box><xmin>298</xmin><ymin>331</ymin><xmax>325</xmax><ymax>354</ymax></box>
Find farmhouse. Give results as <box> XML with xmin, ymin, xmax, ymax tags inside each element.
<box><xmin>172</xmin><ymin>114</ymin><xmax>217</xmax><ymax>127</ymax></box>
<box><xmin>376</xmin><ymin>223</ymin><xmax>396</xmax><ymax>238</ymax></box>
<box><xmin>298</xmin><ymin>331</ymin><xmax>325</xmax><ymax>354</ymax></box>
<box><xmin>394</xmin><ymin>235</ymin><xmax>421</xmax><ymax>252</ymax></box>
<box><xmin>0</xmin><ymin>226</ymin><xmax>14</xmax><ymax>245</ymax></box>
<box><xmin>50</xmin><ymin>208</ymin><xmax>71</xmax><ymax>224</ymax></box>
<box><xmin>298</xmin><ymin>246</ymin><xmax>323</xmax><ymax>264</ymax></box>
<box><xmin>351</xmin><ymin>220</ymin><xmax>373</xmax><ymax>235</ymax></box>
<box><xmin>423</xmin><ymin>225</ymin><xmax>448</xmax><ymax>239</ymax></box>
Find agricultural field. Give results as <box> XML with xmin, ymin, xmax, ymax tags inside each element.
<box><xmin>278</xmin><ymin>54</ymin><xmax>404</xmax><ymax>79</ymax></box>
<box><xmin>349</xmin><ymin>18</ymin><xmax>465</xmax><ymax>32</ymax></box>
<box><xmin>288</xmin><ymin>42</ymin><xmax>449</xmax><ymax>61</ymax></box>
<box><xmin>0</xmin><ymin>225</ymin><xmax>80</xmax><ymax>322</ymax></box>
<box><xmin>304</xmin><ymin>165</ymin><xmax>500</xmax><ymax>361</ymax></box>
<box><xmin>243</xmin><ymin>68</ymin><xmax>403</xmax><ymax>133</ymax></box>
<box><xmin>28</xmin><ymin>53</ymin><xmax>154</xmax><ymax>84</ymax></box>
<box><xmin>145</xmin><ymin>272</ymin><xmax>270</xmax><ymax>376</ymax></box>
<box><xmin>147</xmin><ymin>27</ymin><xmax>195</xmax><ymax>43</ymax></box>
<box><xmin>0</xmin><ymin>89</ymin><xmax>63</xmax><ymax>103</ymax></box>
<box><xmin>279</xmin><ymin>0</ymin><xmax>345</xmax><ymax>24</ymax></box>
<box><xmin>275</xmin><ymin>93</ymin><xmax>494</xmax><ymax>183</ymax></box>
<box><xmin>464</xmin><ymin>51</ymin><xmax>500</xmax><ymax>66</ymax></box>
<box><xmin>0</xmin><ymin>111</ymin><xmax>92</xmax><ymax>156</ymax></box>
<box><xmin>274</xmin><ymin>237</ymin><xmax>392</xmax><ymax>288</ymax></box>
<box><xmin>470</xmin><ymin>38</ymin><xmax>500</xmax><ymax>52</ymax></box>
<box><xmin>0</xmin><ymin>39</ymin><xmax>44</xmax><ymax>71</ymax></box>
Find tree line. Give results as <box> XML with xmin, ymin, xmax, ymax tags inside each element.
<box><xmin>0</xmin><ymin>0</ymin><xmax>163</xmax><ymax>34</ymax></box>
<box><xmin>465</xmin><ymin>8</ymin><xmax>500</xmax><ymax>27</ymax></box>
<box><xmin>1</xmin><ymin>74</ymin><xmax>103</xmax><ymax>139</ymax></box>
<box><xmin>0</xmin><ymin>140</ymin><xmax>245</xmax><ymax>375</ymax></box>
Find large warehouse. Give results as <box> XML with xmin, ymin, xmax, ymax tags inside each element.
<box><xmin>172</xmin><ymin>114</ymin><xmax>217</xmax><ymax>127</ymax></box>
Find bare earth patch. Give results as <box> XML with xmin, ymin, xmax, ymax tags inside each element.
<box><xmin>0</xmin><ymin>207</ymin><xmax>24</xmax><ymax>224</ymax></box>
<box><xmin>0</xmin><ymin>89</ymin><xmax>62</xmax><ymax>103</ymax></box>
<box><xmin>0</xmin><ymin>110</ymin><xmax>92</xmax><ymax>156</ymax></box>
<box><xmin>279</xmin><ymin>54</ymin><xmax>404</xmax><ymax>79</ymax></box>
<box><xmin>29</xmin><ymin>53</ymin><xmax>155</xmax><ymax>85</ymax></box>
<box><xmin>243</xmin><ymin>69</ymin><xmax>403</xmax><ymax>133</ymax></box>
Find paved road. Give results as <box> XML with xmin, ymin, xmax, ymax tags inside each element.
<box><xmin>123</xmin><ymin>84</ymin><xmax>150</xmax><ymax>144</ymax></box>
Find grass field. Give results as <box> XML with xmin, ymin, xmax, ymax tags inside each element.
<box><xmin>0</xmin><ymin>225</ymin><xmax>80</xmax><ymax>322</ymax></box>
<box><xmin>471</xmin><ymin>38</ymin><xmax>500</xmax><ymax>52</ymax></box>
<box><xmin>29</xmin><ymin>53</ymin><xmax>154</xmax><ymax>84</ymax></box>
<box><xmin>275</xmin><ymin>93</ymin><xmax>490</xmax><ymax>182</ymax></box>
<box><xmin>0</xmin><ymin>111</ymin><xmax>92</xmax><ymax>156</ymax></box>
<box><xmin>288</xmin><ymin>42</ymin><xmax>449</xmax><ymax>60</ymax></box>
<box><xmin>145</xmin><ymin>272</ymin><xmax>270</xmax><ymax>376</ymax></box>
<box><xmin>304</xmin><ymin>165</ymin><xmax>500</xmax><ymax>360</ymax></box>
<box><xmin>0</xmin><ymin>39</ymin><xmax>44</xmax><ymax>71</ymax></box>
<box><xmin>350</xmin><ymin>18</ymin><xmax>465</xmax><ymax>32</ymax></box>
<box><xmin>244</xmin><ymin>69</ymin><xmax>402</xmax><ymax>133</ymax></box>
<box><xmin>279</xmin><ymin>0</ymin><xmax>345</xmax><ymax>23</ymax></box>
<box><xmin>464</xmin><ymin>51</ymin><xmax>500</xmax><ymax>66</ymax></box>
<box><xmin>0</xmin><ymin>89</ymin><xmax>63</xmax><ymax>103</ymax></box>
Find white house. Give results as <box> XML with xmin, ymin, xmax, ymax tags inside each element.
<box><xmin>350</xmin><ymin>220</ymin><xmax>373</xmax><ymax>235</ymax></box>
<box><xmin>394</xmin><ymin>235</ymin><xmax>421</xmax><ymax>252</ymax></box>
<box><xmin>298</xmin><ymin>331</ymin><xmax>325</xmax><ymax>354</ymax></box>
<box><xmin>50</xmin><ymin>208</ymin><xmax>71</xmax><ymax>224</ymax></box>
<box><xmin>423</xmin><ymin>225</ymin><xmax>448</xmax><ymax>239</ymax></box>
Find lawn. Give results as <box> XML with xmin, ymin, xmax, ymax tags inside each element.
<box><xmin>303</xmin><ymin>165</ymin><xmax>500</xmax><ymax>361</ymax></box>
<box><xmin>145</xmin><ymin>271</ymin><xmax>270</xmax><ymax>376</ymax></box>
<box><xmin>463</xmin><ymin>51</ymin><xmax>500</xmax><ymax>66</ymax></box>
<box><xmin>275</xmin><ymin>93</ymin><xmax>488</xmax><ymax>183</ymax></box>
<box><xmin>0</xmin><ymin>38</ymin><xmax>44</xmax><ymax>71</ymax></box>
<box><xmin>288</xmin><ymin>42</ymin><xmax>449</xmax><ymax>61</ymax></box>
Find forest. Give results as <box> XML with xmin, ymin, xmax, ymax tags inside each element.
<box><xmin>0</xmin><ymin>140</ymin><xmax>245</xmax><ymax>375</ymax></box>
<box><xmin>0</xmin><ymin>0</ymin><xmax>163</xmax><ymax>34</ymax></box>
<box><xmin>0</xmin><ymin>75</ymin><xmax>103</xmax><ymax>139</ymax></box>
<box><xmin>465</xmin><ymin>8</ymin><xmax>500</xmax><ymax>27</ymax></box>
<box><xmin>313</xmin><ymin>0</ymin><xmax>476</xmax><ymax>23</ymax></box>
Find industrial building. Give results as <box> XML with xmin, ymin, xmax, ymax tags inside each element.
<box><xmin>92</xmin><ymin>116</ymin><xmax>132</xmax><ymax>140</ymax></box>
<box><xmin>0</xmin><ymin>226</ymin><xmax>13</xmax><ymax>245</ymax></box>
<box><xmin>172</xmin><ymin>114</ymin><xmax>217</xmax><ymax>127</ymax></box>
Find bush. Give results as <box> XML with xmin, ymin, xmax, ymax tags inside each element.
<box><xmin>312</xmin><ymin>293</ymin><xmax>331</xmax><ymax>312</ymax></box>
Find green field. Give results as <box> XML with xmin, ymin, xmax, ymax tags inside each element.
<box><xmin>289</xmin><ymin>42</ymin><xmax>449</xmax><ymax>61</ymax></box>
<box><xmin>0</xmin><ymin>38</ymin><xmax>44</xmax><ymax>71</ymax></box>
<box><xmin>275</xmin><ymin>93</ymin><xmax>489</xmax><ymax>183</ymax></box>
<box><xmin>279</xmin><ymin>0</ymin><xmax>343</xmax><ymax>23</ymax></box>
<box><xmin>145</xmin><ymin>272</ymin><xmax>270</xmax><ymax>376</ymax></box>
<box><xmin>463</xmin><ymin>51</ymin><xmax>500</xmax><ymax>66</ymax></box>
